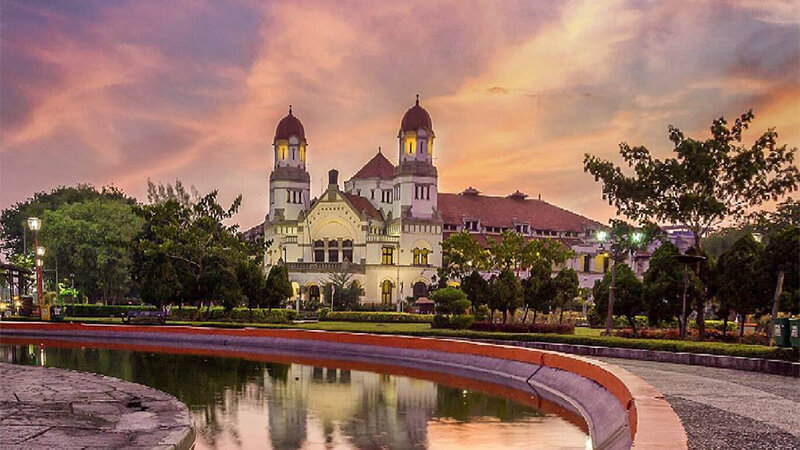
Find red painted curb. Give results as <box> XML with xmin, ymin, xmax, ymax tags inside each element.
<box><xmin>0</xmin><ymin>322</ymin><xmax>687</xmax><ymax>448</ymax></box>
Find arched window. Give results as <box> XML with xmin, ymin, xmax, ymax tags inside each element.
<box><xmin>413</xmin><ymin>248</ymin><xmax>420</xmax><ymax>265</ymax></box>
<box><xmin>314</xmin><ymin>240</ymin><xmax>325</xmax><ymax>262</ymax></box>
<box><xmin>328</xmin><ymin>240</ymin><xmax>340</xmax><ymax>263</ymax></box>
<box><xmin>420</xmin><ymin>248</ymin><xmax>429</xmax><ymax>266</ymax></box>
<box><xmin>413</xmin><ymin>281</ymin><xmax>427</xmax><ymax>299</ymax></box>
<box><xmin>342</xmin><ymin>240</ymin><xmax>353</xmax><ymax>263</ymax></box>
<box><xmin>381</xmin><ymin>280</ymin><xmax>393</xmax><ymax>305</ymax></box>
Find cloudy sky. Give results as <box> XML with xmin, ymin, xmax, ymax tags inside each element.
<box><xmin>1</xmin><ymin>0</ymin><xmax>798</xmax><ymax>228</ymax></box>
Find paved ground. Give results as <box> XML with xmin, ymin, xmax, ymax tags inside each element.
<box><xmin>0</xmin><ymin>363</ymin><xmax>195</xmax><ymax>449</ymax></box>
<box><xmin>598</xmin><ymin>357</ymin><xmax>800</xmax><ymax>450</ymax></box>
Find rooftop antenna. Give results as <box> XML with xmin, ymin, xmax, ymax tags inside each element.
<box><xmin>415</xmin><ymin>94</ymin><xmax>419</xmax><ymax>105</ymax></box>
<box><xmin>538</xmin><ymin>193</ymin><xmax>542</xmax><ymax>200</ymax></box>
<box><xmin>289</xmin><ymin>104</ymin><xmax>293</xmax><ymax>114</ymax></box>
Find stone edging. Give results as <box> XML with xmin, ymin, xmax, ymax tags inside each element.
<box><xmin>474</xmin><ymin>339</ymin><xmax>800</xmax><ymax>377</ymax></box>
<box><xmin>0</xmin><ymin>363</ymin><xmax>195</xmax><ymax>449</ymax></box>
<box><xmin>0</xmin><ymin>322</ymin><xmax>688</xmax><ymax>449</ymax></box>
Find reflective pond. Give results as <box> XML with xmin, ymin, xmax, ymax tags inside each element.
<box><xmin>1</xmin><ymin>342</ymin><xmax>589</xmax><ymax>449</ymax></box>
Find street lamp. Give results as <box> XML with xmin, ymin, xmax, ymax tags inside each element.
<box><xmin>27</xmin><ymin>217</ymin><xmax>43</xmax><ymax>315</ymax></box>
<box><xmin>673</xmin><ymin>253</ymin><xmax>707</xmax><ymax>339</ymax></box>
<box><xmin>597</xmin><ymin>225</ymin><xmax>647</xmax><ymax>336</ymax></box>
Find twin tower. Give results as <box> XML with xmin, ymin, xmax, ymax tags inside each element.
<box><xmin>268</xmin><ymin>97</ymin><xmax>438</xmax><ymax>223</ymax></box>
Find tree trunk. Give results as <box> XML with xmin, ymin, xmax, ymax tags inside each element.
<box><xmin>522</xmin><ymin>306</ymin><xmax>529</xmax><ymax>324</ymax></box>
<box><xmin>559</xmin><ymin>308</ymin><xmax>564</xmax><ymax>325</ymax></box>
<box><xmin>502</xmin><ymin>309</ymin><xmax>508</xmax><ymax>323</ymax></box>
<box><xmin>722</xmin><ymin>314</ymin><xmax>728</xmax><ymax>339</ymax></box>
<box><xmin>533</xmin><ymin>310</ymin><xmax>538</xmax><ymax>324</ymax></box>
<box><xmin>738</xmin><ymin>316</ymin><xmax>745</xmax><ymax>343</ymax></box>
<box><xmin>629</xmin><ymin>315</ymin><xmax>638</xmax><ymax>337</ymax></box>
<box><xmin>604</xmin><ymin>259</ymin><xmax>617</xmax><ymax>335</ymax></box>
<box><xmin>693</xmin><ymin>236</ymin><xmax>706</xmax><ymax>340</ymax></box>
<box><xmin>766</xmin><ymin>271</ymin><xmax>785</xmax><ymax>346</ymax></box>
<box><xmin>490</xmin><ymin>309</ymin><xmax>495</xmax><ymax>323</ymax></box>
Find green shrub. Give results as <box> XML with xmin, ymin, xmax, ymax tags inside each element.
<box><xmin>475</xmin><ymin>305</ymin><xmax>491</xmax><ymax>322</ymax></box>
<box><xmin>318</xmin><ymin>307</ymin><xmax>331</xmax><ymax>320</ymax></box>
<box><xmin>64</xmin><ymin>304</ymin><xmax>156</xmax><ymax>317</ymax></box>
<box><xmin>321</xmin><ymin>311</ymin><xmax>433</xmax><ymax>323</ymax></box>
<box><xmin>432</xmin><ymin>314</ymin><xmax>475</xmax><ymax>330</ymax></box>
<box><xmin>167</xmin><ymin>307</ymin><xmax>296</xmax><ymax>324</ymax></box>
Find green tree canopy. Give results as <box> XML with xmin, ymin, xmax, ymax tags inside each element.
<box><xmin>593</xmin><ymin>264</ymin><xmax>644</xmax><ymax>333</ymax></box>
<box><xmin>717</xmin><ymin>234</ymin><xmax>771</xmax><ymax>339</ymax></box>
<box><xmin>431</xmin><ymin>287</ymin><xmax>471</xmax><ymax>316</ymax></box>
<box><xmin>265</xmin><ymin>264</ymin><xmax>293</xmax><ymax>310</ymax></box>
<box><xmin>522</xmin><ymin>261</ymin><xmax>555</xmax><ymax>323</ymax></box>
<box><xmin>440</xmin><ymin>231</ymin><xmax>489</xmax><ymax>282</ymax></box>
<box><xmin>552</xmin><ymin>268</ymin><xmax>579</xmax><ymax>324</ymax></box>
<box><xmin>642</xmin><ymin>241</ymin><xmax>688</xmax><ymax>324</ymax></box>
<box><xmin>460</xmin><ymin>270</ymin><xmax>489</xmax><ymax>309</ymax></box>
<box><xmin>40</xmin><ymin>197</ymin><xmax>144</xmax><ymax>303</ymax></box>
<box><xmin>323</xmin><ymin>270</ymin><xmax>364</xmax><ymax>310</ymax></box>
<box><xmin>488</xmin><ymin>269</ymin><xmax>523</xmax><ymax>323</ymax></box>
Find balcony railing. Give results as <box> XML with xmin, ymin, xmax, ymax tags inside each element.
<box><xmin>366</xmin><ymin>235</ymin><xmax>400</xmax><ymax>243</ymax></box>
<box><xmin>285</xmin><ymin>262</ymin><xmax>366</xmax><ymax>274</ymax></box>
<box><xmin>281</xmin><ymin>235</ymin><xmax>298</xmax><ymax>244</ymax></box>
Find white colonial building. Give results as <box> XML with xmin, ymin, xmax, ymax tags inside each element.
<box><xmin>260</xmin><ymin>98</ymin><xmax>620</xmax><ymax>307</ymax></box>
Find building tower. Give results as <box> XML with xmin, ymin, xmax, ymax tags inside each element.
<box><xmin>269</xmin><ymin>106</ymin><xmax>310</xmax><ymax>222</ymax></box>
<box><xmin>393</xmin><ymin>95</ymin><xmax>437</xmax><ymax>219</ymax></box>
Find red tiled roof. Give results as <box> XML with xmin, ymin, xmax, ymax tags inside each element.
<box><xmin>343</xmin><ymin>192</ymin><xmax>383</xmax><ymax>220</ymax></box>
<box><xmin>438</xmin><ymin>192</ymin><xmax>602</xmax><ymax>232</ymax></box>
<box><xmin>351</xmin><ymin>151</ymin><xmax>395</xmax><ymax>180</ymax></box>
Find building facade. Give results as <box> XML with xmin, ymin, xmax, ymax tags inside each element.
<box><xmin>263</xmin><ymin>98</ymin><xmax>621</xmax><ymax>306</ymax></box>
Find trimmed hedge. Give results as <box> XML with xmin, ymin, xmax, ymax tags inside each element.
<box><xmin>320</xmin><ymin>311</ymin><xmax>433</xmax><ymax>323</ymax></box>
<box><xmin>615</xmin><ymin>327</ymin><xmax>767</xmax><ymax>345</ymax></box>
<box><xmin>62</xmin><ymin>304</ymin><xmax>156</xmax><ymax>317</ymax></box>
<box><xmin>168</xmin><ymin>307</ymin><xmax>296</xmax><ymax>324</ymax></box>
<box><xmin>432</xmin><ymin>314</ymin><xmax>475</xmax><ymax>330</ymax></box>
<box><xmin>469</xmin><ymin>321</ymin><xmax>574</xmax><ymax>334</ymax></box>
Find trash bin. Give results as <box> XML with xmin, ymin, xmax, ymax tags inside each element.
<box><xmin>772</xmin><ymin>318</ymin><xmax>791</xmax><ymax>347</ymax></box>
<box><xmin>789</xmin><ymin>318</ymin><xmax>800</xmax><ymax>349</ymax></box>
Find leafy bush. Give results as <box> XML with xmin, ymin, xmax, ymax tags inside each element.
<box><xmin>432</xmin><ymin>314</ymin><xmax>475</xmax><ymax>329</ymax></box>
<box><xmin>64</xmin><ymin>304</ymin><xmax>156</xmax><ymax>317</ymax></box>
<box><xmin>432</xmin><ymin>287</ymin><xmax>471</xmax><ymax>315</ymax></box>
<box><xmin>350</xmin><ymin>303</ymin><xmax>397</xmax><ymax>312</ymax></box>
<box><xmin>318</xmin><ymin>307</ymin><xmax>331</xmax><ymax>320</ymax></box>
<box><xmin>321</xmin><ymin>311</ymin><xmax>433</xmax><ymax>323</ymax></box>
<box><xmin>614</xmin><ymin>327</ymin><xmax>766</xmax><ymax>344</ymax></box>
<box><xmin>474</xmin><ymin>305</ymin><xmax>491</xmax><ymax>322</ymax></box>
<box><xmin>470</xmin><ymin>321</ymin><xmax>574</xmax><ymax>334</ymax></box>
<box><xmin>167</xmin><ymin>307</ymin><xmax>296</xmax><ymax>324</ymax></box>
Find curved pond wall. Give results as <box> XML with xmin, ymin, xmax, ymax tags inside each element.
<box><xmin>0</xmin><ymin>322</ymin><xmax>687</xmax><ymax>449</ymax></box>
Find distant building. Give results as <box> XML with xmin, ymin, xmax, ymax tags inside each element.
<box><xmin>261</xmin><ymin>98</ymin><xmax>620</xmax><ymax>306</ymax></box>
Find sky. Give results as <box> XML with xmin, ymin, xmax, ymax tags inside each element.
<box><xmin>1</xmin><ymin>0</ymin><xmax>799</xmax><ymax>229</ymax></box>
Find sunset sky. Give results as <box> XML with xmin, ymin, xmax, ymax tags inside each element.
<box><xmin>1</xmin><ymin>0</ymin><xmax>798</xmax><ymax>229</ymax></box>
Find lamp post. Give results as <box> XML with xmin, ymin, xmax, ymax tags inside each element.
<box><xmin>27</xmin><ymin>217</ymin><xmax>43</xmax><ymax>314</ymax></box>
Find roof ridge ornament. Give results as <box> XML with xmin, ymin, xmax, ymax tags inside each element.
<box><xmin>415</xmin><ymin>94</ymin><xmax>419</xmax><ymax>106</ymax></box>
<box><xmin>289</xmin><ymin>104</ymin><xmax>292</xmax><ymax>115</ymax></box>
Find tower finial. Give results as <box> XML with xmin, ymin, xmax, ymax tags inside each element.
<box><xmin>378</xmin><ymin>146</ymin><xmax>382</xmax><ymax>154</ymax></box>
<box><xmin>415</xmin><ymin>94</ymin><xmax>419</xmax><ymax>106</ymax></box>
<box><xmin>289</xmin><ymin>104</ymin><xmax>292</xmax><ymax>114</ymax></box>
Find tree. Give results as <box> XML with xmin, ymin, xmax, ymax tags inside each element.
<box><xmin>461</xmin><ymin>270</ymin><xmax>489</xmax><ymax>310</ymax></box>
<box><xmin>440</xmin><ymin>231</ymin><xmax>489</xmax><ymax>282</ymax></box>
<box><xmin>552</xmin><ymin>268</ymin><xmax>579</xmax><ymax>324</ymax></box>
<box><xmin>432</xmin><ymin>287</ymin><xmax>471</xmax><ymax>316</ymax></box>
<box><xmin>1</xmin><ymin>184</ymin><xmax>135</xmax><ymax>259</ymax></box>
<box><xmin>593</xmin><ymin>264</ymin><xmax>644</xmax><ymax>335</ymax></box>
<box><xmin>750</xmin><ymin>197</ymin><xmax>799</xmax><ymax>236</ymax></box>
<box><xmin>642</xmin><ymin>242</ymin><xmax>686</xmax><ymax>325</ymax></box>
<box><xmin>237</xmin><ymin>258</ymin><xmax>266</xmax><ymax>312</ymax></box>
<box><xmin>41</xmin><ymin>198</ymin><xmax>144</xmax><ymax>303</ymax></box>
<box><xmin>146</xmin><ymin>178</ymin><xmax>200</xmax><ymax>207</ymax></box>
<box><xmin>488</xmin><ymin>269</ymin><xmax>522</xmax><ymax>323</ymax></box>
<box><xmin>323</xmin><ymin>270</ymin><xmax>364</xmax><ymax>310</ymax></box>
<box><xmin>522</xmin><ymin>261</ymin><xmax>555</xmax><ymax>323</ymax></box>
<box><xmin>584</xmin><ymin>110</ymin><xmax>799</xmax><ymax>338</ymax></box>
<box><xmin>716</xmin><ymin>234</ymin><xmax>771</xmax><ymax>341</ymax></box>
<box><xmin>131</xmin><ymin>190</ymin><xmax>263</xmax><ymax>309</ymax></box>
<box><xmin>764</xmin><ymin>226</ymin><xmax>800</xmax><ymax>343</ymax></box>
<box><xmin>264</xmin><ymin>264</ymin><xmax>293</xmax><ymax>311</ymax></box>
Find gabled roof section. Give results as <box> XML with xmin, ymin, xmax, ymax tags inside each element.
<box><xmin>351</xmin><ymin>151</ymin><xmax>395</xmax><ymax>180</ymax></box>
<box><xmin>342</xmin><ymin>192</ymin><xmax>383</xmax><ymax>220</ymax></box>
<box><xmin>438</xmin><ymin>192</ymin><xmax>602</xmax><ymax>232</ymax></box>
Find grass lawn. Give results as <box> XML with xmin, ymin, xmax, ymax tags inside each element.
<box><xmin>22</xmin><ymin>316</ymin><xmax>798</xmax><ymax>362</ymax></box>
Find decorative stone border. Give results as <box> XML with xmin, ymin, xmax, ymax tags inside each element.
<box><xmin>0</xmin><ymin>363</ymin><xmax>195</xmax><ymax>449</ymax></box>
<box><xmin>0</xmin><ymin>322</ymin><xmax>688</xmax><ymax>449</ymax></box>
<box><xmin>476</xmin><ymin>339</ymin><xmax>800</xmax><ymax>377</ymax></box>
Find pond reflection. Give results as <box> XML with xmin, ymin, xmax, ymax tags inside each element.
<box><xmin>1</xmin><ymin>343</ymin><xmax>588</xmax><ymax>449</ymax></box>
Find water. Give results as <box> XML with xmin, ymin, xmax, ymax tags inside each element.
<box><xmin>1</xmin><ymin>341</ymin><xmax>589</xmax><ymax>449</ymax></box>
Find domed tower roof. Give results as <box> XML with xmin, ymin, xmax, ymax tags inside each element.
<box><xmin>274</xmin><ymin>105</ymin><xmax>305</xmax><ymax>141</ymax></box>
<box><xmin>399</xmin><ymin>95</ymin><xmax>433</xmax><ymax>134</ymax></box>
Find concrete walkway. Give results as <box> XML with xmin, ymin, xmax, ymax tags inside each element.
<box><xmin>0</xmin><ymin>363</ymin><xmax>195</xmax><ymax>449</ymax></box>
<box><xmin>598</xmin><ymin>357</ymin><xmax>800</xmax><ymax>449</ymax></box>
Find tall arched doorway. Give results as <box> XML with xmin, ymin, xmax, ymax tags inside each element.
<box><xmin>413</xmin><ymin>281</ymin><xmax>427</xmax><ymax>299</ymax></box>
<box><xmin>381</xmin><ymin>280</ymin><xmax>393</xmax><ymax>305</ymax></box>
<box><xmin>309</xmin><ymin>285</ymin><xmax>320</xmax><ymax>303</ymax></box>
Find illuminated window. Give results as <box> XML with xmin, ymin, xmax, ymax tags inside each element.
<box><xmin>413</xmin><ymin>248</ymin><xmax>420</xmax><ymax>265</ymax></box>
<box><xmin>381</xmin><ymin>280</ymin><xmax>393</xmax><ymax>305</ymax></box>
<box><xmin>421</xmin><ymin>248</ymin><xmax>428</xmax><ymax>266</ymax></box>
<box><xmin>381</xmin><ymin>247</ymin><xmax>394</xmax><ymax>265</ymax></box>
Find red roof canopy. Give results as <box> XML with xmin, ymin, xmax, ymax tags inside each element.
<box><xmin>438</xmin><ymin>192</ymin><xmax>601</xmax><ymax>232</ymax></box>
<box><xmin>342</xmin><ymin>193</ymin><xmax>383</xmax><ymax>220</ymax></box>
<box><xmin>351</xmin><ymin>151</ymin><xmax>395</xmax><ymax>180</ymax></box>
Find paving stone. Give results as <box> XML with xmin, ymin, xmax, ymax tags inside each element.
<box><xmin>0</xmin><ymin>363</ymin><xmax>194</xmax><ymax>449</ymax></box>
